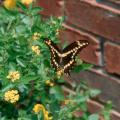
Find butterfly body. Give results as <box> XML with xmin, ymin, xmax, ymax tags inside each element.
<box><xmin>45</xmin><ymin>39</ymin><xmax>89</xmax><ymax>75</ymax></box>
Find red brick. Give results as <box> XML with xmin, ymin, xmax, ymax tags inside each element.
<box><xmin>104</xmin><ymin>42</ymin><xmax>120</xmax><ymax>75</ymax></box>
<box><xmin>38</xmin><ymin>0</ymin><xmax>64</xmax><ymax>16</ymax></box>
<box><xmin>68</xmin><ymin>69</ymin><xmax>120</xmax><ymax>112</ymax></box>
<box><xmin>111</xmin><ymin>111</ymin><xmax>120</xmax><ymax>120</ymax></box>
<box><xmin>87</xmin><ymin>100</ymin><xmax>103</xmax><ymax>113</ymax></box>
<box><xmin>65</xmin><ymin>0</ymin><xmax>120</xmax><ymax>42</ymax></box>
<box><xmin>59</xmin><ymin>24</ymin><xmax>101</xmax><ymax>65</ymax></box>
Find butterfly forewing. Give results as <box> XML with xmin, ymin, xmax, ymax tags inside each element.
<box><xmin>44</xmin><ymin>39</ymin><xmax>61</xmax><ymax>71</ymax></box>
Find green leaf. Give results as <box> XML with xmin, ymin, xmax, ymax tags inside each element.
<box><xmin>102</xmin><ymin>101</ymin><xmax>112</xmax><ymax>120</ymax></box>
<box><xmin>0</xmin><ymin>117</ymin><xmax>7</xmax><ymax>120</ymax></box>
<box><xmin>16</xmin><ymin>57</ymin><xmax>26</xmax><ymax>67</ymax></box>
<box><xmin>50</xmin><ymin>86</ymin><xmax>64</xmax><ymax>101</ymax></box>
<box><xmin>17</xmin><ymin>2</ymin><xmax>27</xmax><ymax>12</ymax></box>
<box><xmin>15</xmin><ymin>25</ymin><xmax>26</xmax><ymax>34</ymax></box>
<box><xmin>89</xmin><ymin>89</ymin><xmax>101</xmax><ymax>97</ymax></box>
<box><xmin>57</xmin><ymin>78</ymin><xmax>65</xmax><ymax>84</ymax></box>
<box><xmin>22</xmin><ymin>16</ymin><xmax>32</xmax><ymax>26</ymax></box>
<box><xmin>88</xmin><ymin>114</ymin><xmax>99</xmax><ymax>120</ymax></box>
<box><xmin>31</xmin><ymin>7</ymin><xmax>43</xmax><ymax>15</ymax></box>
<box><xmin>20</xmin><ymin>76</ymin><xmax>39</xmax><ymax>84</ymax></box>
<box><xmin>3</xmin><ymin>7</ymin><xmax>18</xmax><ymax>16</ymax></box>
<box><xmin>62</xmin><ymin>41</ymin><xmax>68</xmax><ymax>49</ymax></box>
<box><xmin>8</xmin><ymin>62</ymin><xmax>16</xmax><ymax>71</ymax></box>
<box><xmin>73</xmin><ymin>63</ymin><xmax>93</xmax><ymax>73</ymax></box>
<box><xmin>2</xmin><ymin>84</ymin><xmax>14</xmax><ymax>92</ymax></box>
<box><xmin>38</xmin><ymin>111</ymin><xmax>44</xmax><ymax>120</ymax></box>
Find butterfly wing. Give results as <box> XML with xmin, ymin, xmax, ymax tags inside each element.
<box><xmin>62</xmin><ymin>40</ymin><xmax>89</xmax><ymax>74</ymax></box>
<box><xmin>61</xmin><ymin>50</ymin><xmax>76</xmax><ymax>75</ymax></box>
<box><xmin>44</xmin><ymin>39</ymin><xmax>61</xmax><ymax>71</ymax></box>
<box><xmin>44</xmin><ymin>39</ymin><xmax>89</xmax><ymax>75</ymax></box>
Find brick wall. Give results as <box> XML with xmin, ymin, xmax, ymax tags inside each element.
<box><xmin>38</xmin><ymin>0</ymin><xmax>120</xmax><ymax>119</ymax></box>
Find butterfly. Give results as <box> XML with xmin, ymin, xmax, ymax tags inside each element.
<box><xmin>44</xmin><ymin>39</ymin><xmax>89</xmax><ymax>76</ymax></box>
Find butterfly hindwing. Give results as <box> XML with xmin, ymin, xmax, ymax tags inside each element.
<box><xmin>62</xmin><ymin>40</ymin><xmax>89</xmax><ymax>74</ymax></box>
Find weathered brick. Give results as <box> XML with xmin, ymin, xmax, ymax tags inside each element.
<box><xmin>69</xmin><ymin>69</ymin><xmax>120</xmax><ymax>112</ymax></box>
<box><xmin>37</xmin><ymin>0</ymin><xmax>120</xmax><ymax>115</ymax></box>
<box><xmin>59</xmin><ymin>24</ymin><xmax>101</xmax><ymax>65</ymax></box>
<box><xmin>88</xmin><ymin>100</ymin><xmax>120</xmax><ymax>120</ymax></box>
<box><xmin>63</xmin><ymin>87</ymin><xmax>120</xmax><ymax>120</ymax></box>
<box><xmin>104</xmin><ymin>42</ymin><xmax>120</xmax><ymax>75</ymax></box>
<box><xmin>87</xmin><ymin>100</ymin><xmax>103</xmax><ymax>113</ymax></box>
<box><xmin>111</xmin><ymin>111</ymin><xmax>120</xmax><ymax>120</ymax></box>
<box><xmin>65</xmin><ymin>0</ymin><xmax>120</xmax><ymax>42</ymax></box>
<box><xmin>38</xmin><ymin>0</ymin><xmax>64</xmax><ymax>16</ymax></box>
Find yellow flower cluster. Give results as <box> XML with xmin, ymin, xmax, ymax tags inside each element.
<box><xmin>3</xmin><ymin>0</ymin><xmax>33</xmax><ymax>9</ymax></box>
<box><xmin>31</xmin><ymin>45</ymin><xmax>40</xmax><ymax>55</ymax></box>
<box><xmin>21</xmin><ymin>0</ymin><xmax>33</xmax><ymax>5</ymax></box>
<box><xmin>46</xmin><ymin>80</ymin><xmax>54</xmax><ymax>87</ymax></box>
<box><xmin>4</xmin><ymin>90</ymin><xmax>19</xmax><ymax>103</ymax></box>
<box><xmin>33</xmin><ymin>104</ymin><xmax>52</xmax><ymax>120</ymax></box>
<box><xmin>32</xmin><ymin>32</ymin><xmax>41</xmax><ymax>41</ymax></box>
<box><xmin>64</xmin><ymin>99</ymin><xmax>73</xmax><ymax>105</ymax></box>
<box><xmin>7</xmin><ymin>71</ymin><xmax>20</xmax><ymax>82</ymax></box>
<box><xmin>3</xmin><ymin>0</ymin><xmax>16</xmax><ymax>9</ymax></box>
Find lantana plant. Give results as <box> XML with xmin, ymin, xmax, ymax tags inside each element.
<box><xmin>0</xmin><ymin>0</ymin><xmax>111</xmax><ymax>120</ymax></box>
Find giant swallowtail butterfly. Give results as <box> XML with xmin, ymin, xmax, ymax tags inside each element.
<box><xmin>45</xmin><ymin>39</ymin><xmax>89</xmax><ymax>75</ymax></box>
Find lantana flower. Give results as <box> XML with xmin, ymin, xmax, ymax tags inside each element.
<box><xmin>46</xmin><ymin>80</ymin><xmax>54</xmax><ymax>87</ymax></box>
<box><xmin>7</xmin><ymin>71</ymin><xmax>20</xmax><ymax>82</ymax></box>
<box><xmin>31</xmin><ymin>45</ymin><xmax>40</xmax><ymax>55</ymax></box>
<box><xmin>57</xmin><ymin>69</ymin><xmax>64</xmax><ymax>77</ymax></box>
<box><xmin>3</xmin><ymin>0</ymin><xmax>16</xmax><ymax>9</ymax></box>
<box><xmin>21</xmin><ymin>0</ymin><xmax>33</xmax><ymax>5</ymax></box>
<box><xmin>32</xmin><ymin>32</ymin><xmax>41</xmax><ymax>41</ymax></box>
<box><xmin>33</xmin><ymin>104</ymin><xmax>52</xmax><ymax>120</ymax></box>
<box><xmin>4</xmin><ymin>90</ymin><xmax>19</xmax><ymax>103</ymax></box>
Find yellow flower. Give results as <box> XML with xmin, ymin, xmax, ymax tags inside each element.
<box><xmin>64</xmin><ymin>99</ymin><xmax>73</xmax><ymax>105</ymax></box>
<box><xmin>57</xmin><ymin>69</ymin><xmax>63</xmax><ymax>77</ymax></box>
<box><xmin>3</xmin><ymin>0</ymin><xmax>16</xmax><ymax>9</ymax></box>
<box><xmin>33</xmin><ymin>104</ymin><xmax>52</xmax><ymax>120</ymax></box>
<box><xmin>58</xmin><ymin>16</ymin><xmax>62</xmax><ymax>20</ymax></box>
<box><xmin>4</xmin><ymin>90</ymin><xmax>19</xmax><ymax>103</ymax></box>
<box><xmin>56</xmin><ymin>29</ymin><xmax>60</xmax><ymax>36</ymax></box>
<box><xmin>46</xmin><ymin>80</ymin><xmax>54</xmax><ymax>87</ymax></box>
<box><xmin>31</xmin><ymin>45</ymin><xmax>40</xmax><ymax>55</ymax></box>
<box><xmin>21</xmin><ymin>0</ymin><xmax>33</xmax><ymax>5</ymax></box>
<box><xmin>7</xmin><ymin>71</ymin><xmax>20</xmax><ymax>82</ymax></box>
<box><xmin>44</xmin><ymin>110</ymin><xmax>52</xmax><ymax>120</ymax></box>
<box><xmin>33</xmin><ymin>104</ymin><xmax>45</xmax><ymax>114</ymax></box>
<box><xmin>51</xmin><ymin>20</ymin><xmax>57</xmax><ymax>25</ymax></box>
<box><xmin>32</xmin><ymin>32</ymin><xmax>40</xmax><ymax>41</ymax></box>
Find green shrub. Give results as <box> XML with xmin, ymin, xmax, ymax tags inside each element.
<box><xmin>0</xmin><ymin>1</ymin><xmax>111</xmax><ymax>120</ymax></box>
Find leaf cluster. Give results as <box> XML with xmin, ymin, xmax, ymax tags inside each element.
<box><xmin>0</xmin><ymin>1</ymin><xmax>111</xmax><ymax>120</ymax></box>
